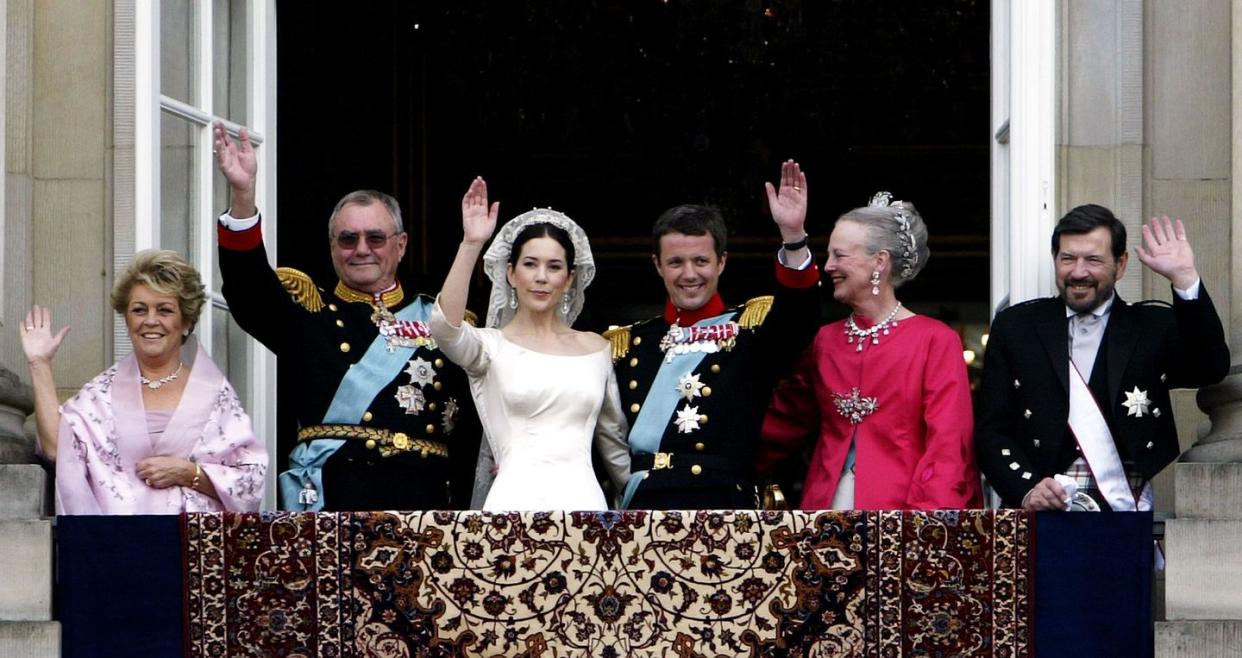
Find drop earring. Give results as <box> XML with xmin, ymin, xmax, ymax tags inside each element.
<box><xmin>560</xmin><ymin>292</ymin><xmax>571</xmax><ymax>315</ymax></box>
<box><xmin>870</xmin><ymin>269</ymin><xmax>881</xmax><ymax>296</ymax></box>
<box><xmin>508</xmin><ymin>287</ymin><xmax>518</xmax><ymax>309</ymax></box>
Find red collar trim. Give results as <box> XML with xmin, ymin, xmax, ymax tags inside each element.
<box><xmin>664</xmin><ymin>294</ymin><xmax>726</xmax><ymax>326</ymax></box>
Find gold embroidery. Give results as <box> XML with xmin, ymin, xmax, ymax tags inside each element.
<box><xmin>275</xmin><ymin>268</ymin><xmax>324</xmax><ymax>313</ymax></box>
<box><xmin>738</xmin><ymin>295</ymin><xmax>774</xmax><ymax>329</ymax></box>
<box><xmin>334</xmin><ymin>280</ymin><xmax>404</xmax><ymax>308</ymax></box>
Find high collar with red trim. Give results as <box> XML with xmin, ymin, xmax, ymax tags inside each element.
<box><xmin>664</xmin><ymin>294</ymin><xmax>727</xmax><ymax>327</ymax></box>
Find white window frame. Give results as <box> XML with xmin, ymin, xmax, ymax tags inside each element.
<box><xmin>129</xmin><ymin>0</ymin><xmax>279</xmax><ymax>509</ymax></box>
<box><xmin>991</xmin><ymin>0</ymin><xmax>1057</xmax><ymax>313</ymax></box>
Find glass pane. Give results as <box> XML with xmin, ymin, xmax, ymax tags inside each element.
<box><xmin>160</xmin><ymin>0</ymin><xmax>198</xmax><ymax>104</ymax></box>
<box><xmin>213</xmin><ymin>0</ymin><xmax>249</xmax><ymax>125</ymax></box>
<box><xmin>160</xmin><ymin>113</ymin><xmax>196</xmax><ymax>259</ymax></box>
<box><xmin>208</xmin><ymin>305</ymin><xmax>251</xmax><ymax>405</ymax></box>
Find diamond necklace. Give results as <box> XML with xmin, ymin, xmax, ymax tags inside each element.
<box><xmin>139</xmin><ymin>362</ymin><xmax>183</xmax><ymax>390</ymax></box>
<box><xmin>843</xmin><ymin>303</ymin><xmax>902</xmax><ymax>352</ymax></box>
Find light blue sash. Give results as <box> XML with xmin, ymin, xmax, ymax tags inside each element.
<box><xmin>621</xmin><ymin>311</ymin><xmax>736</xmax><ymax>508</ymax></box>
<box><xmin>279</xmin><ymin>297</ymin><xmax>431</xmax><ymax>511</ymax></box>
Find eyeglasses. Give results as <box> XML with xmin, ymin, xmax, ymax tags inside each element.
<box><xmin>333</xmin><ymin>230</ymin><xmax>401</xmax><ymax>249</ymax></box>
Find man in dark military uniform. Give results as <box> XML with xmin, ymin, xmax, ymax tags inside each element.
<box><xmin>977</xmin><ymin>205</ymin><xmax>1227</xmax><ymax>511</ymax></box>
<box><xmin>606</xmin><ymin>160</ymin><xmax>820</xmax><ymax>509</ymax></box>
<box><xmin>212</xmin><ymin>122</ymin><xmax>479</xmax><ymax>511</ymax></box>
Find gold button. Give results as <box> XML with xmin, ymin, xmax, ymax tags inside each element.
<box><xmin>428</xmin><ymin>402</ymin><xmax>437</xmax><ymax>412</ymax></box>
<box><xmin>362</xmin><ymin>411</ymin><xmax>373</xmax><ymax>422</ymax></box>
<box><xmin>628</xmin><ymin>380</ymin><xmax>638</xmax><ymax>390</ymax></box>
<box><xmin>339</xmin><ymin>342</ymin><xmax>351</xmax><ymax>353</ymax></box>
<box><xmin>433</xmin><ymin>381</ymin><xmax>443</xmax><ymax>391</ymax></box>
<box><xmin>328</xmin><ymin>304</ymin><xmax>338</xmax><ymax>312</ymax></box>
<box><xmin>710</xmin><ymin>364</ymin><xmax>721</xmax><ymax>374</ymax></box>
<box><xmin>434</xmin><ymin>358</ymin><xmax>444</xmax><ymax>368</ymax></box>
<box><xmin>335</xmin><ymin>319</ymin><xmax>345</xmax><ymax>328</ymax></box>
<box><xmin>629</xmin><ymin>357</ymin><xmax>638</xmax><ymax>367</ymax></box>
<box><xmin>392</xmin><ymin>433</ymin><xmax>410</xmax><ymax>449</ymax></box>
<box><xmin>695</xmin><ymin>442</ymin><xmax>705</xmax><ymax>451</ymax></box>
<box><xmin>426</xmin><ymin>423</ymin><xmax>436</xmax><ymax>434</ymax></box>
<box><xmin>365</xmin><ymin>439</ymin><xmax>377</xmax><ymax>450</ymax></box>
<box><xmin>630</xmin><ymin>403</ymin><xmax>641</xmax><ymax>413</ymax></box>
<box><xmin>690</xmin><ymin>464</ymin><xmax>702</xmax><ymax>475</ymax></box>
<box><xmin>633</xmin><ymin>336</ymin><xmax>642</xmax><ymax>346</ymax></box>
<box><xmin>699</xmin><ymin>415</ymin><xmax>708</xmax><ymax>424</ymax></box>
<box><xmin>702</xmin><ymin>386</ymin><xmax>712</xmax><ymax>397</ymax></box>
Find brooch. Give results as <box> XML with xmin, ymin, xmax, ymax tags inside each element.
<box><xmin>1121</xmin><ymin>387</ymin><xmax>1151</xmax><ymax>418</ymax></box>
<box><xmin>833</xmin><ymin>387</ymin><xmax>879</xmax><ymax>425</ymax></box>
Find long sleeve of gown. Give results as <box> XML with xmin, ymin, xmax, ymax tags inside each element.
<box><xmin>429</xmin><ymin>298</ymin><xmax>492</xmax><ymax>377</ymax></box>
<box><xmin>907</xmin><ymin>330</ymin><xmax>982</xmax><ymax>509</ymax></box>
<box><xmin>594</xmin><ymin>367</ymin><xmax>632</xmax><ymax>496</ymax></box>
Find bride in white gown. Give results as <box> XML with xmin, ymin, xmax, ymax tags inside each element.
<box><xmin>429</xmin><ymin>177</ymin><xmax>630</xmax><ymax>511</ymax></box>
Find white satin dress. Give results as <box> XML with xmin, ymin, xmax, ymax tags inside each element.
<box><xmin>431</xmin><ymin>303</ymin><xmax>630</xmax><ymax>511</ymax></box>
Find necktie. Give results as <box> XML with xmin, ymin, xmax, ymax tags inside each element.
<box><xmin>1070</xmin><ymin>312</ymin><xmax>1102</xmax><ymax>382</ymax></box>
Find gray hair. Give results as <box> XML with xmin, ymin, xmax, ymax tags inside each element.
<box><xmin>837</xmin><ymin>201</ymin><xmax>930</xmax><ymax>287</ymax></box>
<box><xmin>327</xmin><ymin>190</ymin><xmax>404</xmax><ymax>236</ymax></box>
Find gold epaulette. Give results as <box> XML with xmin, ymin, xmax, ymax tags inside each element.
<box><xmin>275</xmin><ymin>267</ymin><xmax>324</xmax><ymax>313</ymax></box>
<box><xmin>464</xmin><ymin>309</ymin><xmax>479</xmax><ymax>327</ymax></box>
<box><xmin>738</xmin><ymin>295</ymin><xmax>774</xmax><ymax>329</ymax></box>
<box><xmin>602</xmin><ymin>325</ymin><xmax>633</xmax><ymax>362</ymax></box>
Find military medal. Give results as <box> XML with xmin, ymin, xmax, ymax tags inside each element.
<box><xmin>676</xmin><ymin>373</ymin><xmax>705</xmax><ymax>400</ymax></box>
<box><xmin>659</xmin><ymin>322</ymin><xmax>739</xmax><ymax>362</ymax></box>
<box><xmin>394</xmin><ymin>384</ymin><xmax>426</xmax><ymax>415</ymax></box>
<box><xmin>404</xmin><ymin>357</ymin><xmax>437</xmax><ymax>388</ymax></box>
<box><xmin>373</xmin><ymin>304</ymin><xmax>436</xmax><ymax>352</ymax></box>
<box><xmin>1121</xmin><ymin>387</ymin><xmax>1151</xmax><ymax>418</ymax></box>
<box><xmin>674</xmin><ymin>404</ymin><xmax>702</xmax><ymax>433</ymax></box>
<box><xmin>442</xmin><ymin>397</ymin><xmax>459</xmax><ymax>434</ymax></box>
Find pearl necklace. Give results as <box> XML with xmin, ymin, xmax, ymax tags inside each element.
<box><xmin>139</xmin><ymin>362</ymin><xmax>183</xmax><ymax>390</ymax></box>
<box><xmin>843</xmin><ymin>303</ymin><xmax>902</xmax><ymax>352</ymax></box>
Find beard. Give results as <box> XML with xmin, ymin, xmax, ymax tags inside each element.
<box><xmin>1059</xmin><ymin>275</ymin><xmax>1117</xmax><ymax>313</ymax></box>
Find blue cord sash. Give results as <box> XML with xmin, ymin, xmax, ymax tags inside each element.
<box><xmin>621</xmin><ymin>311</ymin><xmax>736</xmax><ymax>508</ymax></box>
<box><xmin>279</xmin><ymin>297</ymin><xmax>431</xmax><ymax>510</ymax></box>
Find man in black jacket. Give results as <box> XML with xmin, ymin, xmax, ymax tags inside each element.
<box><xmin>976</xmin><ymin>204</ymin><xmax>1228</xmax><ymax>511</ymax></box>
<box><xmin>212</xmin><ymin>122</ymin><xmax>480</xmax><ymax>511</ymax></box>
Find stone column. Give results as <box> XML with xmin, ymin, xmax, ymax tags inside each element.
<box><xmin>1156</xmin><ymin>0</ymin><xmax>1242</xmax><ymax>654</ymax></box>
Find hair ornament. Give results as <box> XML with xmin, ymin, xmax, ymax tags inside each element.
<box><xmin>868</xmin><ymin>191</ymin><xmax>918</xmax><ymax>280</ymax></box>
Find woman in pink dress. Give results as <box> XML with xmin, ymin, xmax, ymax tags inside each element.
<box><xmin>759</xmin><ymin>193</ymin><xmax>982</xmax><ymax>510</ymax></box>
<box><xmin>20</xmin><ymin>250</ymin><xmax>267</xmax><ymax>514</ymax></box>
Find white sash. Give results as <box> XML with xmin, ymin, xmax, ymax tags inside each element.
<box><xmin>1066</xmin><ymin>363</ymin><xmax>1140</xmax><ymax>511</ymax></box>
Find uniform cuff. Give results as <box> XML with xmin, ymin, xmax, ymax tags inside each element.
<box><xmin>217</xmin><ymin>220</ymin><xmax>263</xmax><ymax>251</ymax></box>
<box><xmin>773</xmin><ymin>255</ymin><xmax>820</xmax><ymax>288</ymax></box>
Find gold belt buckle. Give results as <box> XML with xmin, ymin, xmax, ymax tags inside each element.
<box><xmin>653</xmin><ymin>451</ymin><xmax>673</xmax><ymax>470</ymax></box>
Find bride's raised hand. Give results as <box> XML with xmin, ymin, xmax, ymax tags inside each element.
<box><xmin>461</xmin><ymin>176</ymin><xmax>500</xmax><ymax>247</ymax></box>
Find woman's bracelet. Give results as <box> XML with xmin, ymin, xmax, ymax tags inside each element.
<box><xmin>190</xmin><ymin>463</ymin><xmax>202</xmax><ymax>490</ymax></box>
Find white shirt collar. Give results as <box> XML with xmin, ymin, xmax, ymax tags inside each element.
<box><xmin>1065</xmin><ymin>292</ymin><xmax>1116</xmax><ymax>319</ymax></box>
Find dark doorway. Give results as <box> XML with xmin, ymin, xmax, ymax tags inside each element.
<box><xmin>274</xmin><ymin>1</ymin><xmax>991</xmax><ymax>482</ymax></box>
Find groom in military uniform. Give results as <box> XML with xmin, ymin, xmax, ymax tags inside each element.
<box><xmin>212</xmin><ymin>122</ymin><xmax>480</xmax><ymax>511</ymax></box>
<box><xmin>606</xmin><ymin>160</ymin><xmax>820</xmax><ymax>509</ymax></box>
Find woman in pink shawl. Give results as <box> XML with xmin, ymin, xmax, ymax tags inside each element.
<box><xmin>19</xmin><ymin>249</ymin><xmax>266</xmax><ymax>514</ymax></box>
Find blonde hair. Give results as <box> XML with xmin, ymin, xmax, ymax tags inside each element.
<box><xmin>110</xmin><ymin>250</ymin><xmax>206</xmax><ymax>339</ymax></box>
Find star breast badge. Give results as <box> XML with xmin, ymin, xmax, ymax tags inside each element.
<box><xmin>676</xmin><ymin>373</ymin><xmax>705</xmax><ymax>401</ymax></box>
<box><xmin>674</xmin><ymin>404</ymin><xmax>702</xmax><ymax>434</ymax></box>
<box><xmin>404</xmin><ymin>357</ymin><xmax>437</xmax><ymax>388</ymax></box>
<box><xmin>1121</xmin><ymin>386</ymin><xmax>1152</xmax><ymax>418</ymax></box>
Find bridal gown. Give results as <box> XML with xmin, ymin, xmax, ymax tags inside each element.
<box><xmin>431</xmin><ymin>303</ymin><xmax>630</xmax><ymax>511</ymax></box>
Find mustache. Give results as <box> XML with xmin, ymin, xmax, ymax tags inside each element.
<box><xmin>1065</xmin><ymin>277</ymin><xmax>1096</xmax><ymax>287</ymax></box>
